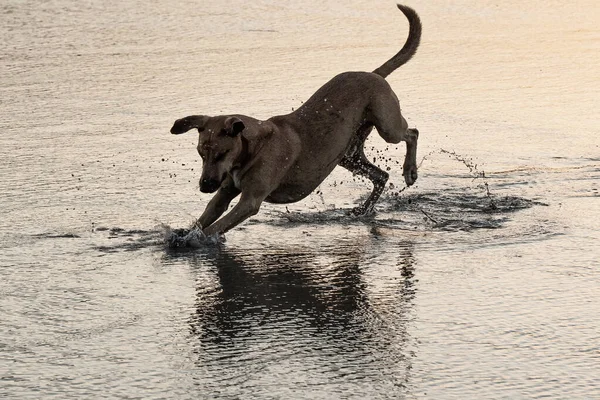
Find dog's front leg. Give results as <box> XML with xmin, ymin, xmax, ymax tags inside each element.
<box><xmin>202</xmin><ymin>192</ymin><xmax>264</xmax><ymax>236</ymax></box>
<box><xmin>197</xmin><ymin>183</ymin><xmax>241</xmax><ymax>230</ymax></box>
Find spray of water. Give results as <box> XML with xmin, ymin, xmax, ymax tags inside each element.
<box><xmin>162</xmin><ymin>222</ymin><xmax>225</xmax><ymax>249</ymax></box>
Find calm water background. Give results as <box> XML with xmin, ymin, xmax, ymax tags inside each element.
<box><xmin>1</xmin><ymin>0</ymin><xmax>599</xmax><ymax>398</ymax></box>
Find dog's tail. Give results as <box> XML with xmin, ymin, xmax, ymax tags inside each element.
<box><xmin>372</xmin><ymin>4</ymin><xmax>422</xmax><ymax>78</ymax></box>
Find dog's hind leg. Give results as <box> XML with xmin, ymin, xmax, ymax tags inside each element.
<box><xmin>369</xmin><ymin>90</ymin><xmax>419</xmax><ymax>186</ymax></box>
<box><xmin>340</xmin><ymin>125</ymin><xmax>389</xmax><ymax>215</ymax></box>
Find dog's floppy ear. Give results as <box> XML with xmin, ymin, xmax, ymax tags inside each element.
<box><xmin>223</xmin><ymin>116</ymin><xmax>245</xmax><ymax>137</ymax></box>
<box><xmin>170</xmin><ymin>115</ymin><xmax>209</xmax><ymax>134</ymax></box>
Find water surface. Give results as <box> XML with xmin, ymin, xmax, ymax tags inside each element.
<box><xmin>1</xmin><ymin>0</ymin><xmax>599</xmax><ymax>398</ymax></box>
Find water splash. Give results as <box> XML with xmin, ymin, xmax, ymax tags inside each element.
<box><xmin>162</xmin><ymin>223</ymin><xmax>225</xmax><ymax>249</ymax></box>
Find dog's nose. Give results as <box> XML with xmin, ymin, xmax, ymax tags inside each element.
<box><xmin>200</xmin><ymin>178</ymin><xmax>220</xmax><ymax>193</ymax></box>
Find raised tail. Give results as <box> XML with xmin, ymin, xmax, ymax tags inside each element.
<box><xmin>372</xmin><ymin>4</ymin><xmax>422</xmax><ymax>78</ymax></box>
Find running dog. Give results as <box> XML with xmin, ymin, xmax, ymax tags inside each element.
<box><xmin>170</xmin><ymin>4</ymin><xmax>422</xmax><ymax>236</ymax></box>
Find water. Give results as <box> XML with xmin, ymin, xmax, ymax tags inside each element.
<box><xmin>1</xmin><ymin>0</ymin><xmax>599</xmax><ymax>398</ymax></box>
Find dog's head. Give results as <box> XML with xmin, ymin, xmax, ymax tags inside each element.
<box><xmin>170</xmin><ymin>115</ymin><xmax>245</xmax><ymax>193</ymax></box>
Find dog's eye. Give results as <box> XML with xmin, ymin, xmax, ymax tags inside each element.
<box><xmin>214</xmin><ymin>150</ymin><xmax>229</xmax><ymax>161</ymax></box>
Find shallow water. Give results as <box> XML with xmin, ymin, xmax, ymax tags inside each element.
<box><xmin>1</xmin><ymin>0</ymin><xmax>599</xmax><ymax>398</ymax></box>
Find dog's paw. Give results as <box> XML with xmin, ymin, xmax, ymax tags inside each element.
<box><xmin>348</xmin><ymin>205</ymin><xmax>374</xmax><ymax>217</ymax></box>
<box><xmin>349</xmin><ymin>207</ymin><xmax>364</xmax><ymax>216</ymax></box>
<box><xmin>165</xmin><ymin>226</ymin><xmax>225</xmax><ymax>249</ymax></box>
<box><xmin>403</xmin><ymin>164</ymin><xmax>418</xmax><ymax>186</ymax></box>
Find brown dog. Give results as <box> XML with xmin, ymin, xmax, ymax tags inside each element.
<box><xmin>171</xmin><ymin>4</ymin><xmax>421</xmax><ymax>237</ymax></box>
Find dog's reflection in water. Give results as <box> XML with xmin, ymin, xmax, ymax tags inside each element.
<box><xmin>183</xmin><ymin>239</ymin><xmax>417</xmax><ymax>389</ymax></box>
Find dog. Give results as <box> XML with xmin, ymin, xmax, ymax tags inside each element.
<box><xmin>170</xmin><ymin>4</ymin><xmax>421</xmax><ymax>237</ymax></box>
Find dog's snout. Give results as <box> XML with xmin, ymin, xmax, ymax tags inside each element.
<box><xmin>200</xmin><ymin>178</ymin><xmax>220</xmax><ymax>193</ymax></box>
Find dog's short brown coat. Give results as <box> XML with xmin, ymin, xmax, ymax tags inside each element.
<box><xmin>171</xmin><ymin>4</ymin><xmax>422</xmax><ymax>236</ymax></box>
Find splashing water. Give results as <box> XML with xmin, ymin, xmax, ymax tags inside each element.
<box><xmin>162</xmin><ymin>223</ymin><xmax>225</xmax><ymax>249</ymax></box>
